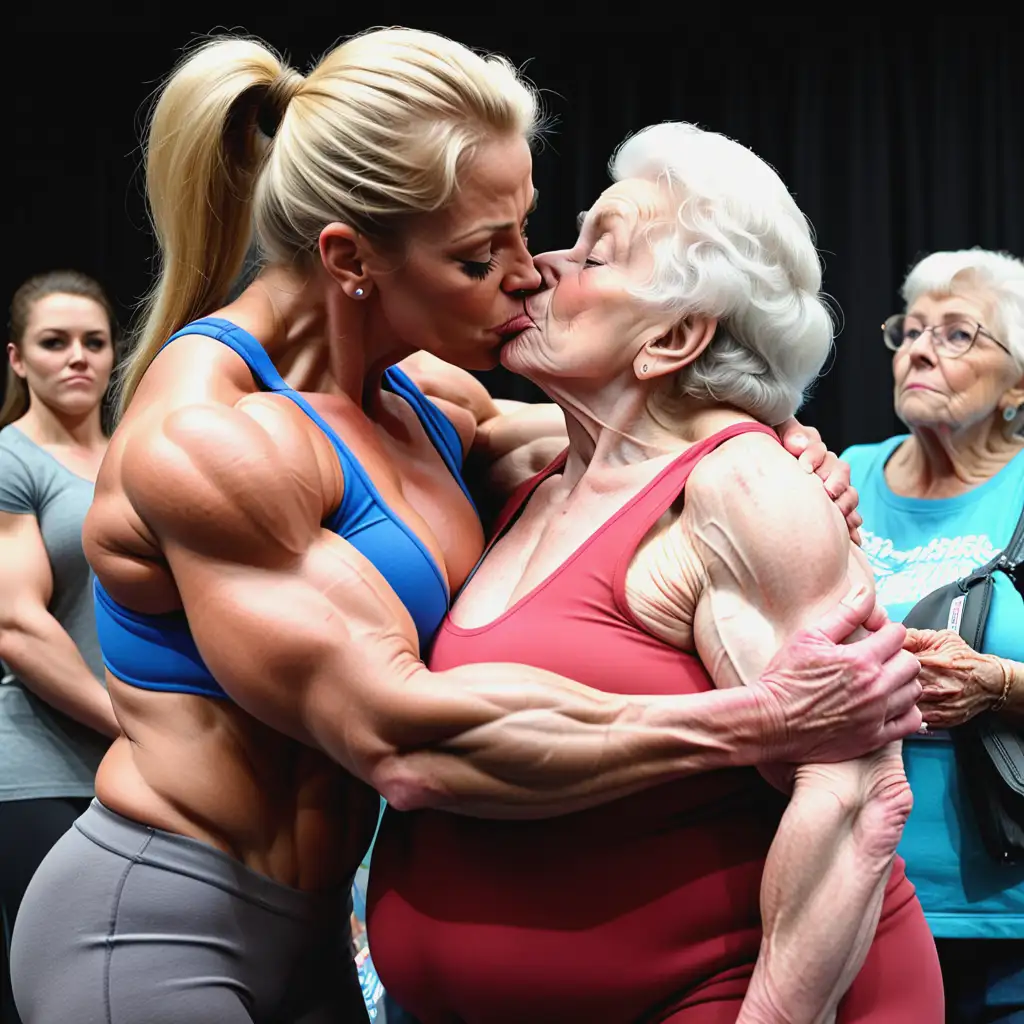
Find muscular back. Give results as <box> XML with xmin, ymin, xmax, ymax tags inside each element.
<box><xmin>85</xmin><ymin>330</ymin><xmax>483</xmax><ymax>888</ymax></box>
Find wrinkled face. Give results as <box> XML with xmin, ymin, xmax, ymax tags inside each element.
<box><xmin>892</xmin><ymin>288</ymin><xmax>1021</xmax><ymax>434</ymax></box>
<box><xmin>8</xmin><ymin>293</ymin><xmax>114</xmax><ymax>418</ymax></box>
<box><xmin>371</xmin><ymin>134</ymin><xmax>541</xmax><ymax>370</ymax></box>
<box><xmin>503</xmin><ymin>178</ymin><xmax>674</xmax><ymax>385</ymax></box>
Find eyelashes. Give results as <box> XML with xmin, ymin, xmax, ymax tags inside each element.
<box><xmin>459</xmin><ymin>258</ymin><xmax>498</xmax><ymax>280</ymax></box>
<box><xmin>458</xmin><ymin>222</ymin><xmax>530</xmax><ymax>281</ymax></box>
<box><xmin>39</xmin><ymin>337</ymin><xmax>110</xmax><ymax>350</ymax></box>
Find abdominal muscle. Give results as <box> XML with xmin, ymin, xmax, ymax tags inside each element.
<box><xmin>96</xmin><ymin>677</ymin><xmax>381</xmax><ymax>891</ymax></box>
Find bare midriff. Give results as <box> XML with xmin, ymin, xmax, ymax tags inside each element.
<box><xmin>96</xmin><ymin>677</ymin><xmax>381</xmax><ymax>891</ymax></box>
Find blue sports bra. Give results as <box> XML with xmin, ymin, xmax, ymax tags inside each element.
<box><xmin>93</xmin><ymin>316</ymin><xmax>473</xmax><ymax>700</ymax></box>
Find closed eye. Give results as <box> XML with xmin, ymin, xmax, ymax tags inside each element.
<box><xmin>459</xmin><ymin>257</ymin><xmax>497</xmax><ymax>280</ymax></box>
<box><xmin>584</xmin><ymin>259</ymin><xmax>604</xmax><ymax>268</ymax></box>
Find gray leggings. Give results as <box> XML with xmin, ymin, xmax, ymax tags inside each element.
<box><xmin>10</xmin><ymin>800</ymin><xmax>368</xmax><ymax>1023</ymax></box>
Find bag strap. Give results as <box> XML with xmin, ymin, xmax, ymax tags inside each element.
<box><xmin>957</xmin><ymin>501</ymin><xmax>1024</xmax><ymax>588</ymax></box>
<box><xmin>990</xmin><ymin>500</ymin><xmax>1024</xmax><ymax>598</ymax></box>
<box><xmin>1002</xmin><ymin>502</ymin><xmax>1024</xmax><ymax>567</ymax></box>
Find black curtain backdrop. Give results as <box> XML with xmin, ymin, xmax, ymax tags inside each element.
<box><xmin>7</xmin><ymin>12</ymin><xmax>1023</xmax><ymax>452</ymax></box>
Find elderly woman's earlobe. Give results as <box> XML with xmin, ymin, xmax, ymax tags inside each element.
<box><xmin>1001</xmin><ymin>402</ymin><xmax>1024</xmax><ymax>436</ymax></box>
<box><xmin>633</xmin><ymin>316</ymin><xmax>718</xmax><ymax>382</ymax></box>
<box><xmin>999</xmin><ymin>376</ymin><xmax>1024</xmax><ymax>431</ymax></box>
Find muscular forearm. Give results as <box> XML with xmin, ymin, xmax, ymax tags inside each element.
<box><xmin>195</xmin><ymin>550</ymin><xmax>784</xmax><ymax>821</ymax></box>
<box><xmin>0</xmin><ymin>610</ymin><xmax>119</xmax><ymax>738</ymax></box>
<box><xmin>352</xmin><ymin>661</ymin><xmax>771</xmax><ymax>818</ymax></box>
<box><xmin>739</xmin><ymin>746</ymin><xmax>910</xmax><ymax>1024</ymax></box>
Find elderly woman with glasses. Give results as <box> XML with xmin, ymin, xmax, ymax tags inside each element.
<box><xmin>842</xmin><ymin>249</ymin><xmax>1024</xmax><ymax>1023</ymax></box>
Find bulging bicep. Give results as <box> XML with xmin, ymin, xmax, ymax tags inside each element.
<box><xmin>693</xmin><ymin>583</ymin><xmax>779</xmax><ymax>690</ymax></box>
<box><xmin>688</xmin><ymin>437</ymin><xmax>874</xmax><ymax>687</ymax></box>
<box><xmin>163</xmin><ymin>526</ymin><xmax>423</xmax><ymax>766</ymax></box>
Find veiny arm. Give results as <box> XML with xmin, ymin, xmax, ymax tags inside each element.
<box><xmin>122</xmin><ymin>396</ymin><xmax>824</xmax><ymax>820</ymax></box>
<box><xmin>681</xmin><ymin>433</ymin><xmax>916</xmax><ymax>1024</ymax></box>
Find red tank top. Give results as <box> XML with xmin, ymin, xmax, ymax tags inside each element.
<box><xmin>366</xmin><ymin>422</ymin><xmax>913</xmax><ymax>1024</ymax></box>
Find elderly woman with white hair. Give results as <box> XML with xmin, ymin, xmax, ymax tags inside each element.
<box><xmin>366</xmin><ymin>122</ymin><xmax>944</xmax><ymax>1024</ymax></box>
<box><xmin>842</xmin><ymin>250</ymin><xmax>1024</xmax><ymax>1023</ymax></box>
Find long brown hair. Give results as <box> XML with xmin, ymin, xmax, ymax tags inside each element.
<box><xmin>3</xmin><ymin>270</ymin><xmax>117</xmax><ymax>429</ymax></box>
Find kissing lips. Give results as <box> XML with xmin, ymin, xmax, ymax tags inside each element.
<box><xmin>493</xmin><ymin>313</ymin><xmax>535</xmax><ymax>343</ymax></box>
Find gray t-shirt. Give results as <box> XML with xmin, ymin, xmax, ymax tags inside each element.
<box><xmin>0</xmin><ymin>425</ymin><xmax>109</xmax><ymax>800</ymax></box>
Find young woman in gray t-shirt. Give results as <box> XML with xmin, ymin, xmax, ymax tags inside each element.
<box><xmin>0</xmin><ymin>271</ymin><xmax>119</xmax><ymax>1023</ymax></box>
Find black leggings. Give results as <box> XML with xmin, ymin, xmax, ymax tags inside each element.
<box><xmin>1</xmin><ymin>797</ymin><xmax>90</xmax><ymax>1024</ymax></box>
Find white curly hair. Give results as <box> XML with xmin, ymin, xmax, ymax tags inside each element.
<box><xmin>901</xmin><ymin>248</ymin><xmax>1024</xmax><ymax>372</ymax></box>
<box><xmin>610</xmin><ymin>122</ymin><xmax>833</xmax><ymax>425</ymax></box>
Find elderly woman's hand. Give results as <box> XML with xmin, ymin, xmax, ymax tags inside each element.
<box><xmin>903</xmin><ymin>628</ymin><xmax>1008</xmax><ymax>728</ymax></box>
<box><xmin>777</xmin><ymin>418</ymin><xmax>863</xmax><ymax>545</ymax></box>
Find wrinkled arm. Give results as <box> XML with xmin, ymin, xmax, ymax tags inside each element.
<box><xmin>686</xmin><ymin>436</ymin><xmax>911</xmax><ymax>1024</ymax></box>
<box><xmin>903</xmin><ymin>628</ymin><xmax>1024</xmax><ymax>728</ymax></box>
<box><xmin>1001</xmin><ymin>658</ymin><xmax>1024</xmax><ymax>723</ymax></box>
<box><xmin>124</xmin><ymin>400</ymin><xmax>792</xmax><ymax>820</ymax></box>
<box><xmin>0</xmin><ymin>511</ymin><xmax>119</xmax><ymax>738</ymax></box>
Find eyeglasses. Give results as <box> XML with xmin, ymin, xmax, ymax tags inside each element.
<box><xmin>882</xmin><ymin>314</ymin><xmax>1011</xmax><ymax>360</ymax></box>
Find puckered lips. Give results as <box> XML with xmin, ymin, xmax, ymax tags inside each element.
<box><xmin>492</xmin><ymin>310</ymin><xmax>535</xmax><ymax>343</ymax></box>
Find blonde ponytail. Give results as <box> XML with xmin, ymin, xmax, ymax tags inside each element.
<box><xmin>118</xmin><ymin>40</ymin><xmax>301</xmax><ymax>415</ymax></box>
<box><xmin>120</xmin><ymin>28</ymin><xmax>542</xmax><ymax>416</ymax></box>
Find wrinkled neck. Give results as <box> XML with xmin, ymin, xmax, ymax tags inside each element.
<box><xmin>889</xmin><ymin>419</ymin><xmax>1024</xmax><ymax>498</ymax></box>
<box><xmin>546</xmin><ymin>375</ymin><xmax>745</xmax><ymax>489</ymax></box>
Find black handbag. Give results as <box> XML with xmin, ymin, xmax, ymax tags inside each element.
<box><xmin>902</xmin><ymin>505</ymin><xmax>1024</xmax><ymax>864</ymax></box>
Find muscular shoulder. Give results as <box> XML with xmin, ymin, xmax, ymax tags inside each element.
<box><xmin>120</xmin><ymin>395</ymin><xmax>336</xmax><ymax>562</ymax></box>
<box><xmin>686</xmin><ymin>430</ymin><xmax>837</xmax><ymax>523</ymax></box>
<box><xmin>625</xmin><ymin>433</ymin><xmax>842</xmax><ymax>644</ymax></box>
<box><xmin>681</xmin><ymin>430</ymin><xmax>851</xmax><ymax>613</ymax></box>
